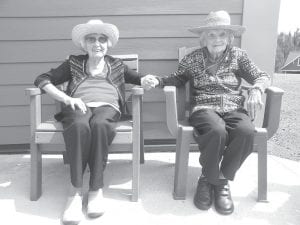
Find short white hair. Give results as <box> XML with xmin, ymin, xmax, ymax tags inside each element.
<box><xmin>199</xmin><ymin>29</ymin><xmax>234</xmax><ymax>47</ymax></box>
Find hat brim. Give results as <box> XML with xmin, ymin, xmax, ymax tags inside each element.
<box><xmin>72</xmin><ymin>23</ymin><xmax>119</xmax><ymax>50</ymax></box>
<box><xmin>189</xmin><ymin>25</ymin><xmax>246</xmax><ymax>36</ymax></box>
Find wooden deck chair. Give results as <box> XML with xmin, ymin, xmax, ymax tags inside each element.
<box><xmin>25</xmin><ymin>54</ymin><xmax>144</xmax><ymax>202</ymax></box>
<box><xmin>163</xmin><ymin>47</ymin><xmax>284</xmax><ymax>202</ymax></box>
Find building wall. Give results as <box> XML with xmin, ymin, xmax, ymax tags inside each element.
<box><xmin>0</xmin><ymin>0</ymin><xmax>279</xmax><ymax>145</ymax></box>
<box><xmin>241</xmin><ymin>0</ymin><xmax>281</xmax><ymax>80</ymax></box>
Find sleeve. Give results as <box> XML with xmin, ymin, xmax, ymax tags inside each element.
<box><xmin>237</xmin><ymin>50</ymin><xmax>271</xmax><ymax>93</ymax></box>
<box><xmin>124</xmin><ymin>64</ymin><xmax>142</xmax><ymax>85</ymax></box>
<box><xmin>158</xmin><ymin>55</ymin><xmax>190</xmax><ymax>87</ymax></box>
<box><xmin>34</xmin><ymin>58</ymin><xmax>71</xmax><ymax>89</ymax></box>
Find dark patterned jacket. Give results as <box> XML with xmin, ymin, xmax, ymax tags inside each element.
<box><xmin>34</xmin><ymin>54</ymin><xmax>142</xmax><ymax>116</ymax></box>
<box><xmin>159</xmin><ymin>46</ymin><xmax>270</xmax><ymax>115</ymax></box>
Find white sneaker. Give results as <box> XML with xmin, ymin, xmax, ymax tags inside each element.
<box><xmin>62</xmin><ymin>194</ymin><xmax>83</xmax><ymax>225</ymax></box>
<box><xmin>87</xmin><ymin>189</ymin><xmax>105</xmax><ymax>218</ymax></box>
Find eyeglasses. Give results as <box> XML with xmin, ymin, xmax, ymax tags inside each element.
<box><xmin>206</xmin><ymin>30</ymin><xmax>228</xmax><ymax>39</ymax></box>
<box><xmin>85</xmin><ymin>36</ymin><xmax>108</xmax><ymax>44</ymax></box>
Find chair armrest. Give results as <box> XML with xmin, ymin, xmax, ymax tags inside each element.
<box><xmin>25</xmin><ymin>87</ymin><xmax>42</xmax><ymax>96</ymax></box>
<box><xmin>131</xmin><ymin>86</ymin><xmax>144</xmax><ymax>151</ymax></box>
<box><xmin>262</xmin><ymin>86</ymin><xmax>284</xmax><ymax>139</ymax></box>
<box><xmin>131</xmin><ymin>86</ymin><xmax>144</xmax><ymax>96</ymax></box>
<box><xmin>25</xmin><ymin>87</ymin><xmax>42</xmax><ymax>134</ymax></box>
<box><xmin>131</xmin><ymin>87</ymin><xmax>144</xmax><ymax>121</ymax></box>
<box><xmin>131</xmin><ymin>86</ymin><xmax>144</xmax><ymax>129</ymax></box>
<box><xmin>25</xmin><ymin>84</ymin><xmax>66</xmax><ymax>96</ymax></box>
<box><xmin>163</xmin><ymin>86</ymin><xmax>179</xmax><ymax>137</ymax></box>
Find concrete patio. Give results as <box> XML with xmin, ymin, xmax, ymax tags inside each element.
<box><xmin>0</xmin><ymin>152</ymin><xmax>299</xmax><ymax>225</ymax></box>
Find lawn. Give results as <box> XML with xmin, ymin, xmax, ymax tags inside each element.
<box><xmin>268</xmin><ymin>73</ymin><xmax>300</xmax><ymax>161</ymax></box>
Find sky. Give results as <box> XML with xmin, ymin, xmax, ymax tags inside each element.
<box><xmin>277</xmin><ymin>0</ymin><xmax>300</xmax><ymax>33</ymax></box>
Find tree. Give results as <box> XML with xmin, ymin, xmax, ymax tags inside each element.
<box><xmin>274</xmin><ymin>30</ymin><xmax>300</xmax><ymax>72</ymax></box>
<box><xmin>293</xmin><ymin>28</ymin><xmax>300</xmax><ymax>50</ymax></box>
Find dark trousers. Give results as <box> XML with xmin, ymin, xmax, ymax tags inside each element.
<box><xmin>189</xmin><ymin>108</ymin><xmax>255</xmax><ymax>185</ymax></box>
<box><xmin>60</xmin><ymin>105</ymin><xmax>119</xmax><ymax>190</ymax></box>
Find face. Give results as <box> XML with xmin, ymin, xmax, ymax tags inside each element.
<box><xmin>84</xmin><ymin>33</ymin><xmax>109</xmax><ymax>58</ymax></box>
<box><xmin>205</xmin><ymin>29</ymin><xmax>230</xmax><ymax>56</ymax></box>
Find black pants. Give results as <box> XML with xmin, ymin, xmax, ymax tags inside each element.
<box><xmin>189</xmin><ymin>108</ymin><xmax>255</xmax><ymax>185</ymax></box>
<box><xmin>60</xmin><ymin>105</ymin><xmax>119</xmax><ymax>190</ymax></box>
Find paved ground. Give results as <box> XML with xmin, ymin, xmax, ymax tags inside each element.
<box><xmin>0</xmin><ymin>152</ymin><xmax>299</xmax><ymax>225</ymax></box>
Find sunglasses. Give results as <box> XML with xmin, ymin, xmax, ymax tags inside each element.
<box><xmin>85</xmin><ymin>35</ymin><xmax>108</xmax><ymax>44</ymax></box>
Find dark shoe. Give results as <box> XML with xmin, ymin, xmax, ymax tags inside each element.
<box><xmin>213</xmin><ymin>181</ymin><xmax>234</xmax><ymax>215</ymax></box>
<box><xmin>193</xmin><ymin>177</ymin><xmax>213</xmax><ymax>210</ymax></box>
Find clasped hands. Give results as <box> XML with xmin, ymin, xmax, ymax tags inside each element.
<box><xmin>141</xmin><ymin>74</ymin><xmax>159</xmax><ymax>90</ymax></box>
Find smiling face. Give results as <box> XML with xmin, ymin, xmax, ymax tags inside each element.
<box><xmin>204</xmin><ymin>29</ymin><xmax>230</xmax><ymax>57</ymax></box>
<box><xmin>84</xmin><ymin>33</ymin><xmax>109</xmax><ymax>59</ymax></box>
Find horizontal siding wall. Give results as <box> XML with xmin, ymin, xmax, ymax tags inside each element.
<box><xmin>0</xmin><ymin>0</ymin><xmax>244</xmax><ymax>144</ymax></box>
<box><xmin>0</xmin><ymin>0</ymin><xmax>243</xmax><ymax>17</ymax></box>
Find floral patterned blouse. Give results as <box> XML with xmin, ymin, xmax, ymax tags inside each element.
<box><xmin>159</xmin><ymin>46</ymin><xmax>270</xmax><ymax>115</ymax></box>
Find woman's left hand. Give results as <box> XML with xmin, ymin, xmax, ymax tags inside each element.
<box><xmin>247</xmin><ymin>89</ymin><xmax>264</xmax><ymax>120</ymax></box>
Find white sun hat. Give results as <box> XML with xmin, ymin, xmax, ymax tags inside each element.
<box><xmin>189</xmin><ymin>10</ymin><xmax>246</xmax><ymax>36</ymax></box>
<box><xmin>71</xmin><ymin>19</ymin><xmax>119</xmax><ymax>49</ymax></box>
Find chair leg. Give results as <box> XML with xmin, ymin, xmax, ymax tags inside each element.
<box><xmin>30</xmin><ymin>143</ymin><xmax>42</xmax><ymax>201</ymax></box>
<box><xmin>132</xmin><ymin>139</ymin><xmax>140</xmax><ymax>202</ymax></box>
<box><xmin>257</xmin><ymin>132</ymin><xmax>268</xmax><ymax>202</ymax></box>
<box><xmin>140</xmin><ymin>132</ymin><xmax>145</xmax><ymax>164</ymax></box>
<box><xmin>139</xmin><ymin>103</ymin><xmax>145</xmax><ymax>164</ymax></box>
<box><xmin>173</xmin><ymin>126</ymin><xmax>193</xmax><ymax>200</ymax></box>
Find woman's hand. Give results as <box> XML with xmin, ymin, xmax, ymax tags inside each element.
<box><xmin>141</xmin><ymin>74</ymin><xmax>159</xmax><ymax>90</ymax></box>
<box><xmin>64</xmin><ymin>97</ymin><xmax>87</xmax><ymax>114</ymax></box>
<box><xmin>42</xmin><ymin>83</ymin><xmax>86</xmax><ymax>114</ymax></box>
<box><xmin>246</xmin><ymin>88</ymin><xmax>264</xmax><ymax>120</ymax></box>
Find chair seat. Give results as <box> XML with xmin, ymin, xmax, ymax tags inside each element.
<box><xmin>37</xmin><ymin>120</ymin><xmax>133</xmax><ymax>132</ymax></box>
<box><xmin>178</xmin><ymin>119</ymin><xmax>265</xmax><ymax>146</ymax></box>
<box><xmin>35</xmin><ymin>120</ymin><xmax>134</xmax><ymax>144</ymax></box>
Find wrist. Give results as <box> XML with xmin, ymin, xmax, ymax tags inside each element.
<box><xmin>63</xmin><ymin>96</ymin><xmax>72</xmax><ymax>105</ymax></box>
<box><xmin>248</xmin><ymin>86</ymin><xmax>263</xmax><ymax>95</ymax></box>
<box><xmin>156</xmin><ymin>77</ymin><xmax>163</xmax><ymax>87</ymax></box>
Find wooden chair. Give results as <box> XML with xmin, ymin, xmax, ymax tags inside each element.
<box><xmin>163</xmin><ymin>47</ymin><xmax>284</xmax><ymax>202</ymax></box>
<box><xmin>25</xmin><ymin>54</ymin><xmax>144</xmax><ymax>202</ymax></box>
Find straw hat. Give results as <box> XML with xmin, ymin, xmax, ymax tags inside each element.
<box><xmin>71</xmin><ymin>19</ymin><xmax>119</xmax><ymax>49</ymax></box>
<box><xmin>189</xmin><ymin>10</ymin><xmax>246</xmax><ymax>36</ymax></box>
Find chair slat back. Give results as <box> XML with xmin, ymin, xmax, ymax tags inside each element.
<box><xmin>177</xmin><ymin>47</ymin><xmax>200</xmax><ymax>120</ymax></box>
<box><xmin>55</xmin><ymin>54</ymin><xmax>138</xmax><ymax>114</ymax></box>
<box><xmin>114</xmin><ymin>54</ymin><xmax>139</xmax><ymax>72</ymax></box>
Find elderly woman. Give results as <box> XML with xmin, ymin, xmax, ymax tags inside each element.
<box><xmin>34</xmin><ymin>20</ymin><xmax>151</xmax><ymax>224</ymax></box>
<box><xmin>149</xmin><ymin>10</ymin><xmax>270</xmax><ymax>215</ymax></box>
